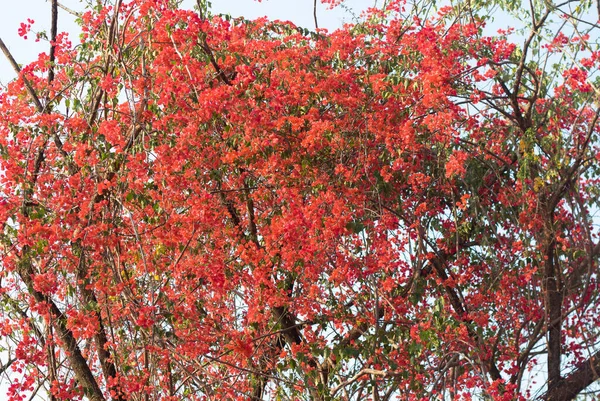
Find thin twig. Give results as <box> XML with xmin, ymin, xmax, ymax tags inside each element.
<box><xmin>0</xmin><ymin>358</ymin><xmax>15</xmax><ymax>375</ymax></box>
<box><xmin>57</xmin><ymin>1</ymin><xmax>82</xmax><ymax>17</ymax></box>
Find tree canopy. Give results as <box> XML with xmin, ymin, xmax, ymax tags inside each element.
<box><xmin>1</xmin><ymin>0</ymin><xmax>600</xmax><ymax>400</ymax></box>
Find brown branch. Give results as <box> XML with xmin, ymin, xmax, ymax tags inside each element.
<box><xmin>217</xmin><ymin>184</ymin><xmax>331</xmax><ymax>398</ymax></box>
<box><xmin>544</xmin><ymin>234</ymin><xmax>563</xmax><ymax>391</ymax></box>
<box><xmin>57</xmin><ymin>2</ymin><xmax>81</xmax><ymax>17</ymax></box>
<box><xmin>0</xmin><ymin>3</ymin><xmax>139</xmax><ymax>400</ymax></box>
<box><xmin>512</xmin><ymin>9</ymin><xmax>551</xmax><ymax>119</ymax></box>
<box><xmin>426</xmin><ymin>243</ymin><xmax>502</xmax><ymax>382</ymax></box>
<box><xmin>199</xmin><ymin>40</ymin><xmax>234</xmax><ymax>86</ymax></box>
<box><xmin>17</xmin><ymin>258</ymin><xmax>106</xmax><ymax>401</ymax></box>
<box><xmin>0</xmin><ymin>358</ymin><xmax>15</xmax><ymax>375</ymax></box>
<box><xmin>86</xmin><ymin>0</ymin><xmax>122</xmax><ymax>127</ymax></box>
<box><xmin>2</xmin><ymin>37</ymin><xmax>106</xmax><ymax>401</ymax></box>
<box><xmin>549</xmin><ymin>107</ymin><xmax>600</xmax><ymax>212</ymax></box>
<box><xmin>46</xmin><ymin>325</ymin><xmax>58</xmax><ymax>401</ymax></box>
<box><xmin>539</xmin><ymin>349</ymin><xmax>600</xmax><ymax>401</ymax></box>
<box><xmin>48</xmin><ymin>0</ymin><xmax>58</xmax><ymax>85</ymax></box>
<box><xmin>0</xmin><ymin>37</ymin><xmax>44</xmax><ymax>112</ymax></box>
<box><xmin>74</xmin><ymin>247</ymin><xmax>125</xmax><ymax>401</ymax></box>
<box><xmin>331</xmin><ymin>368</ymin><xmax>401</xmax><ymax>397</ymax></box>
<box><xmin>218</xmin><ymin>189</ymin><xmax>241</xmax><ymax>227</ymax></box>
<box><xmin>0</xmin><ymin>33</ymin><xmax>72</xmax><ymax>164</ymax></box>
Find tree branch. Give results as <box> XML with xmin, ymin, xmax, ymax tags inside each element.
<box><xmin>0</xmin><ymin>37</ymin><xmax>44</xmax><ymax>112</ymax></box>
<box><xmin>539</xmin><ymin>349</ymin><xmax>600</xmax><ymax>401</ymax></box>
<box><xmin>48</xmin><ymin>0</ymin><xmax>58</xmax><ymax>85</ymax></box>
<box><xmin>17</xmin><ymin>258</ymin><xmax>106</xmax><ymax>401</ymax></box>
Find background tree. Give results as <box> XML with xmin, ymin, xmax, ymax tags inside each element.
<box><xmin>0</xmin><ymin>0</ymin><xmax>599</xmax><ymax>400</ymax></box>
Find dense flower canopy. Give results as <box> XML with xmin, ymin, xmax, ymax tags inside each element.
<box><xmin>0</xmin><ymin>0</ymin><xmax>599</xmax><ymax>400</ymax></box>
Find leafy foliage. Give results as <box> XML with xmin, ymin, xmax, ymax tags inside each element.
<box><xmin>0</xmin><ymin>0</ymin><xmax>599</xmax><ymax>400</ymax></box>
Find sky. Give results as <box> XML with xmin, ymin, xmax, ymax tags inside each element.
<box><xmin>0</xmin><ymin>0</ymin><xmax>372</xmax><ymax>85</ymax></box>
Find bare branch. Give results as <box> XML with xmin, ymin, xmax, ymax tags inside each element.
<box><xmin>57</xmin><ymin>1</ymin><xmax>82</xmax><ymax>17</ymax></box>
<box><xmin>48</xmin><ymin>0</ymin><xmax>58</xmax><ymax>85</ymax></box>
<box><xmin>0</xmin><ymin>37</ymin><xmax>44</xmax><ymax>112</ymax></box>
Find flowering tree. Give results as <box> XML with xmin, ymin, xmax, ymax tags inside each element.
<box><xmin>0</xmin><ymin>0</ymin><xmax>599</xmax><ymax>400</ymax></box>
